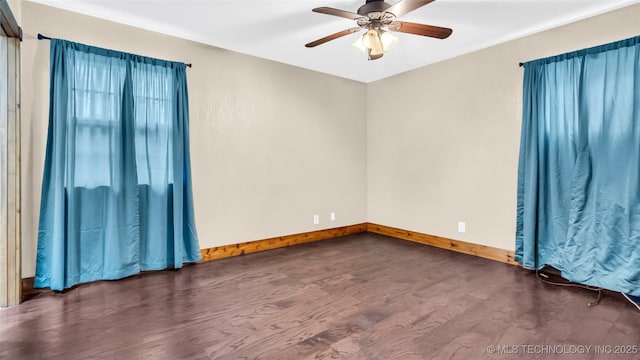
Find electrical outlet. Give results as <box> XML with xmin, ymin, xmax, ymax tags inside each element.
<box><xmin>313</xmin><ymin>215</ymin><xmax>320</xmax><ymax>225</ymax></box>
<box><xmin>458</xmin><ymin>221</ymin><xmax>466</xmax><ymax>233</ymax></box>
<box><xmin>330</xmin><ymin>212</ymin><xmax>336</xmax><ymax>221</ymax></box>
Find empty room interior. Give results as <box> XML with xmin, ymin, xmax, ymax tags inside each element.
<box><xmin>1</xmin><ymin>0</ymin><xmax>640</xmax><ymax>359</ymax></box>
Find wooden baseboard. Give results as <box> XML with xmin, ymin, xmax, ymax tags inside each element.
<box><xmin>367</xmin><ymin>223</ymin><xmax>518</xmax><ymax>265</ymax></box>
<box><xmin>21</xmin><ymin>222</ymin><xmax>517</xmax><ymax>296</ymax></box>
<box><xmin>21</xmin><ymin>277</ymin><xmax>42</xmax><ymax>298</ymax></box>
<box><xmin>19</xmin><ymin>224</ymin><xmax>368</xmax><ymax>296</ymax></box>
<box><xmin>199</xmin><ymin>223</ymin><xmax>368</xmax><ymax>262</ymax></box>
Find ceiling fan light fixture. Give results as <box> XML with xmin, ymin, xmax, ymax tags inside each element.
<box><xmin>352</xmin><ymin>28</ymin><xmax>397</xmax><ymax>60</ymax></box>
<box><xmin>352</xmin><ymin>37</ymin><xmax>367</xmax><ymax>53</ymax></box>
<box><xmin>380</xmin><ymin>30</ymin><xmax>398</xmax><ymax>51</ymax></box>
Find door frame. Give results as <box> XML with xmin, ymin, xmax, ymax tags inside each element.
<box><xmin>0</xmin><ymin>0</ymin><xmax>22</xmax><ymax>307</ymax></box>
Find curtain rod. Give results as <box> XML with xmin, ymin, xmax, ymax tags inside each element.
<box><xmin>519</xmin><ymin>62</ymin><xmax>524</xmax><ymax>67</ymax></box>
<box><xmin>37</xmin><ymin>33</ymin><xmax>193</xmax><ymax>68</ymax></box>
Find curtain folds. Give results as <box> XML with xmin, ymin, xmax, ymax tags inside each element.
<box><xmin>516</xmin><ymin>35</ymin><xmax>640</xmax><ymax>296</ymax></box>
<box><xmin>35</xmin><ymin>39</ymin><xmax>201</xmax><ymax>291</ymax></box>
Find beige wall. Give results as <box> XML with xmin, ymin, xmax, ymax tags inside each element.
<box><xmin>7</xmin><ymin>0</ymin><xmax>21</xmax><ymax>23</ymax></box>
<box><xmin>20</xmin><ymin>1</ymin><xmax>367</xmax><ymax>277</ymax></box>
<box><xmin>367</xmin><ymin>4</ymin><xmax>640</xmax><ymax>251</ymax></box>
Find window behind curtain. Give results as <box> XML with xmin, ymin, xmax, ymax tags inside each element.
<box><xmin>133</xmin><ymin>64</ymin><xmax>174</xmax><ymax>188</ymax></box>
<box><xmin>72</xmin><ymin>54</ymin><xmax>123</xmax><ymax>188</ymax></box>
<box><xmin>72</xmin><ymin>57</ymin><xmax>174</xmax><ymax>189</ymax></box>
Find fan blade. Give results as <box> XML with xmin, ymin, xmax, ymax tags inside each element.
<box><xmin>312</xmin><ymin>7</ymin><xmax>364</xmax><ymax>20</ymax></box>
<box><xmin>305</xmin><ymin>28</ymin><xmax>361</xmax><ymax>48</ymax></box>
<box><xmin>385</xmin><ymin>0</ymin><xmax>435</xmax><ymax>18</ymax></box>
<box><xmin>389</xmin><ymin>21</ymin><xmax>452</xmax><ymax>39</ymax></box>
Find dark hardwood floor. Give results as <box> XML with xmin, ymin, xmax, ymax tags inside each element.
<box><xmin>1</xmin><ymin>233</ymin><xmax>639</xmax><ymax>360</ymax></box>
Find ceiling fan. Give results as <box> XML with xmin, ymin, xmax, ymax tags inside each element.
<box><xmin>305</xmin><ymin>0</ymin><xmax>452</xmax><ymax>60</ymax></box>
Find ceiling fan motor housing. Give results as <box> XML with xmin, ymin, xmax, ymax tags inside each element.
<box><xmin>358</xmin><ymin>0</ymin><xmax>392</xmax><ymax>16</ymax></box>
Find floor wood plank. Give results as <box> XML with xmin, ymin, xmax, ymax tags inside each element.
<box><xmin>1</xmin><ymin>233</ymin><xmax>639</xmax><ymax>359</ymax></box>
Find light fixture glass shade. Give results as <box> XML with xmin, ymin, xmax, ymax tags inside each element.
<box><xmin>352</xmin><ymin>28</ymin><xmax>398</xmax><ymax>60</ymax></box>
<box><xmin>380</xmin><ymin>31</ymin><xmax>398</xmax><ymax>51</ymax></box>
<box><xmin>352</xmin><ymin>37</ymin><xmax>367</xmax><ymax>53</ymax></box>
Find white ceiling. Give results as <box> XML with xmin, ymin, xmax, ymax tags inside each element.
<box><xmin>32</xmin><ymin>0</ymin><xmax>638</xmax><ymax>83</ymax></box>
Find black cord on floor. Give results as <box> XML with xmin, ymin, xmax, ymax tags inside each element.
<box><xmin>536</xmin><ymin>269</ymin><xmax>603</xmax><ymax>307</ymax></box>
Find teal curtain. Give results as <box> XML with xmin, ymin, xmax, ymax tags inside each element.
<box><xmin>516</xmin><ymin>35</ymin><xmax>640</xmax><ymax>296</ymax></box>
<box><xmin>35</xmin><ymin>39</ymin><xmax>201</xmax><ymax>291</ymax></box>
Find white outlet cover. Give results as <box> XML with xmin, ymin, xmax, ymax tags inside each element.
<box><xmin>330</xmin><ymin>212</ymin><xmax>336</xmax><ymax>221</ymax></box>
<box><xmin>313</xmin><ymin>215</ymin><xmax>320</xmax><ymax>225</ymax></box>
<box><xmin>458</xmin><ymin>222</ymin><xmax>466</xmax><ymax>233</ymax></box>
